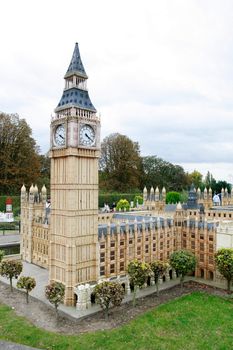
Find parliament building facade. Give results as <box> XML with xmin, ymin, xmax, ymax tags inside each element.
<box><xmin>20</xmin><ymin>44</ymin><xmax>233</xmax><ymax>308</ymax></box>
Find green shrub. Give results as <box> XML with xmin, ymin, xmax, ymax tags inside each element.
<box><xmin>0</xmin><ymin>222</ymin><xmax>19</xmax><ymax>231</ymax></box>
<box><xmin>99</xmin><ymin>192</ymin><xmax>141</xmax><ymax>208</ymax></box>
<box><xmin>116</xmin><ymin>199</ymin><xmax>130</xmax><ymax>211</ymax></box>
<box><xmin>166</xmin><ymin>191</ymin><xmax>181</xmax><ymax>204</ymax></box>
<box><xmin>133</xmin><ymin>195</ymin><xmax>143</xmax><ymax>207</ymax></box>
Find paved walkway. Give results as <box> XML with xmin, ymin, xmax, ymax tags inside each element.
<box><xmin>0</xmin><ymin>261</ymin><xmax>229</xmax><ymax>320</ymax></box>
<box><xmin>0</xmin><ymin>262</ymin><xmax>183</xmax><ymax>318</ymax></box>
<box><xmin>0</xmin><ymin>340</ymin><xmax>40</xmax><ymax>350</ymax></box>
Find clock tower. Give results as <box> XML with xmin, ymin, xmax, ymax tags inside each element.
<box><xmin>49</xmin><ymin>43</ymin><xmax>100</xmax><ymax>306</ymax></box>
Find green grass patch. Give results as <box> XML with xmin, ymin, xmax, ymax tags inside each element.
<box><xmin>0</xmin><ymin>292</ymin><xmax>233</xmax><ymax>350</ymax></box>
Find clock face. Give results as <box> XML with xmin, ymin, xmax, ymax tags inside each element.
<box><xmin>54</xmin><ymin>124</ymin><xmax>66</xmax><ymax>146</ymax></box>
<box><xmin>79</xmin><ymin>124</ymin><xmax>95</xmax><ymax>146</ymax></box>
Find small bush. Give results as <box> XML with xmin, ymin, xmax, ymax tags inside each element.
<box><xmin>133</xmin><ymin>195</ymin><xmax>143</xmax><ymax>207</ymax></box>
<box><xmin>166</xmin><ymin>191</ymin><xmax>181</xmax><ymax>204</ymax></box>
<box><xmin>116</xmin><ymin>199</ymin><xmax>130</xmax><ymax>211</ymax></box>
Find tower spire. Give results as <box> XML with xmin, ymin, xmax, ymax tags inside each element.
<box><xmin>65</xmin><ymin>42</ymin><xmax>87</xmax><ymax>79</ymax></box>
<box><xmin>55</xmin><ymin>43</ymin><xmax>96</xmax><ymax>116</ymax></box>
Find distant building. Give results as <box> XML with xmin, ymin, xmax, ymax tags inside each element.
<box><xmin>0</xmin><ymin>197</ymin><xmax>14</xmax><ymax>222</ymax></box>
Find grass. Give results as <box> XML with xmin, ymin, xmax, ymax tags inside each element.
<box><xmin>0</xmin><ymin>292</ymin><xmax>233</xmax><ymax>350</ymax></box>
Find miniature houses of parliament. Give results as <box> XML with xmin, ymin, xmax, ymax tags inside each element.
<box><xmin>20</xmin><ymin>44</ymin><xmax>233</xmax><ymax>309</ymax></box>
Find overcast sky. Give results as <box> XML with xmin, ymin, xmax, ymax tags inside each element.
<box><xmin>1</xmin><ymin>0</ymin><xmax>233</xmax><ymax>182</ymax></box>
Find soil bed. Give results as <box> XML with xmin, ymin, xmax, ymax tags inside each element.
<box><xmin>0</xmin><ymin>280</ymin><xmax>228</xmax><ymax>334</ymax></box>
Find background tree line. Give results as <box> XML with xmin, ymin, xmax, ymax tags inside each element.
<box><xmin>0</xmin><ymin>113</ymin><xmax>231</xmax><ymax>198</ymax></box>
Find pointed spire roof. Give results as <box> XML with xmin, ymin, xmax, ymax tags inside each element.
<box><xmin>56</xmin><ymin>43</ymin><xmax>96</xmax><ymax>113</ymax></box>
<box><xmin>65</xmin><ymin>43</ymin><xmax>87</xmax><ymax>78</ymax></box>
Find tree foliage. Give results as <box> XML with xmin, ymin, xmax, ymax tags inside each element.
<box><xmin>94</xmin><ymin>281</ymin><xmax>124</xmax><ymax>319</ymax></box>
<box><xmin>17</xmin><ymin>276</ymin><xmax>36</xmax><ymax>303</ymax></box>
<box><xmin>0</xmin><ymin>260</ymin><xmax>23</xmax><ymax>292</ymax></box>
<box><xmin>150</xmin><ymin>260</ymin><xmax>169</xmax><ymax>296</ymax></box>
<box><xmin>0</xmin><ymin>112</ymin><xmax>41</xmax><ymax>195</ymax></box>
<box><xmin>99</xmin><ymin>133</ymin><xmax>142</xmax><ymax>192</ymax></box>
<box><xmin>141</xmin><ymin>156</ymin><xmax>188</xmax><ymax>192</ymax></box>
<box><xmin>166</xmin><ymin>191</ymin><xmax>180</xmax><ymax>204</ymax></box>
<box><xmin>187</xmin><ymin>170</ymin><xmax>203</xmax><ymax>189</ymax></box>
<box><xmin>45</xmin><ymin>281</ymin><xmax>65</xmax><ymax>315</ymax></box>
<box><xmin>127</xmin><ymin>260</ymin><xmax>151</xmax><ymax>306</ymax></box>
<box><xmin>215</xmin><ymin>248</ymin><xmax>233</xmax><ymax>292</ymax></box>
<box><xmin>37</xmin><ymin>153</ymin><xmax>50</xmax><ymax>194</ymax></box>
<box><xmin>170</xmin><ymin>250</ymin><xmax>196</xmax><ymax>291</ymax></box>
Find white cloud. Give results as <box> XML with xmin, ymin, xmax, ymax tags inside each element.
<box><xmin>0</xmin><ymin>0</ymin><xmax>233</xmax><ymax>180</ymax></box>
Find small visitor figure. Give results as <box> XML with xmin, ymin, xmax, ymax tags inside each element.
<box><xmin>213</xmin><ymin>193</ymin><xmax>220</xmax><ymax>206</ymax></box>
<box><xmin>103</xmin><ymin>203</ymin><xmax>110</xmax><ymax>213</ymax></box>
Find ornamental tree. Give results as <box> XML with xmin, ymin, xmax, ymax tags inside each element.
<box><xmin>133</xmin><ymin>195</ymin><xmax>143</xmax><ymax>207</ymax></box>
<box><xmin>127</xmin><ymin>260</ymin><xmax>151</xmax><ymax>306</ymax></box>
<box><xmin>215</xmin><ymin>248</ymin><xmax>233</xmax><ymax>292</ymax></box>
<box><xmin>17</xmin><ymin>276</ymin><xmax>36</xmax><ymax>303</ymax></box>
<box><xmin>150</xmin><ymin>260</ymin><xmax>170</xmax><ymax>297</ymax></box>
<box><xmin>170</xmin><ymin>250</ymin><xmax>196</xmax><ymax>291</ymax></box>
<box><xmin>0</xmin><ymin>260</ymin><xmax>23</xmax><ymax>292</ymax></box>
<box><xmin>116</xmin><ymin>199</ymin><xmax>130</xmax><ymax>211</ymax></box>
<box><xmin>45</xmin><ymin>281</ymin><xmax>65</xmax><ymax>316</ymax></box>
<box><xmin>94</xmin><ymin>281</ymin><xmax>124</xmax><ymax>319</ymax></box>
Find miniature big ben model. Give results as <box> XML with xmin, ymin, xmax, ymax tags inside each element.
<box><xmin>49</xmin><ymin>43</ymin><xmax>100</xmax><ymax>306</ymax></box>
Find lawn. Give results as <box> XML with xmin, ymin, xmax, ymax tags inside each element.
<box><xmin>0</xmin><ymin>292</ymin><xmax>233</xmax><ymax>350</ymax></box>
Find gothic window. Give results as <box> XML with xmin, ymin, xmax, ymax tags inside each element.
<box><xmin>120</xmin><ymin>249</ymin><xmax>124</xmax><ymax>259</ymax></box>
<box><xmin>137</xmin><ymin>246</ymin><xmax>141</xmax><ymax>255</ymax></box>
<box><xmin>145</xmin><ymin>245</ymin><xmax>149</xmax><ymax>253</ymax></box>
<box><xmin>110</xmin><ymin>264</ymin><xmax>115</xmax><ymax>273</ymax></box>
<box><xmin>100</xmin><ymin>266</ymin><xmax>105</xmax><ymax>276</ymax></box>
<box><xmin>110</xmin><ymin>251</ymin><xmax>115</xmax><ymax>261</ymax></box>
<box><xmin>100</xmin><ymin>252</ymin><xmax>105</xmax><ymax>263</ymax></box>
<box><xmin>120</xmin><ymin>262</ymin><xmax>124</xmax><ymax>271</ymax></box>
<box><xmin>209</xmin><ymin>256</ymin><xmax>214</xmax><ymax>265</ymax></box>
<box><xmin>110</xmin><ymin>241</ymin><xmax>115</xmax><ymax>248</ymax></box>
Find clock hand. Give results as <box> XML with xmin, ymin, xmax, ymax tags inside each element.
<box><xmin>85</xmin><ymin>133</ymin><xmax>93</xmax><ymax>142</ymax></box>
<box><xmin>59</xmin><ymin>134</ymin><xmax>64</xmax><ymax>139</ymax></box>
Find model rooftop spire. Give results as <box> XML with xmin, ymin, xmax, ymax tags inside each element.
<box><xmin>55</xmin><ymin>43</ymin><xmax>96</xmax><ymax>115</ymax></box>
<box><xmin>65</xmin><ymin>42</ymin><xmax>87</xmax><ymax>79</ymax></box>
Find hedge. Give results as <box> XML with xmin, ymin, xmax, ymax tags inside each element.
<box><xmin>99</xmin><ymin>192</ymin><xmax>141</xmax><ymax>208</ymax></box>
<box><xmin>0</xmin><ymin>193</ymin><xmax>143</xmax><ymax>213</ymax></box>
